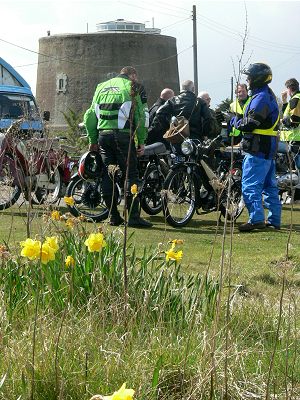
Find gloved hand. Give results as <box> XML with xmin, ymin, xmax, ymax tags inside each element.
<box><xmin>282</xmin><ymin>116</ymin><xmax>291</xmax><ymax>128</ymax></box>
<box><xmin>215</xmin><ymin>111</ymin><xmax>225</xmax><ymax>124</ymax></box>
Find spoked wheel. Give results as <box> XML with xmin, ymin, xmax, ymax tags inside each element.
<box><xmin>162</xmin><ymin>167</ymin><xmax>196</xmax><ymax>227</ymax></box>
<box><xmin>65</xmin><ymin>175</ymin><xmax>109</xmax><ymax>222</ymax></box>
<box><xmin>140</xmin><ymin>164</ymin><xmax>167</xmax><ymax>215</ymax></box>
<box><xmin>30</xmin><ymin>168</ymin><xmax>62</xmax><ymax>205</ymax></box>
<box><xmin>0</xmin><ymin>155</ymin><xmax>21</xmax><ymax>210</ymax></box>
<box><xmin>219</xmin><ymin>173</ymin><xmax>244</xmax><ymax>221</ymax></box>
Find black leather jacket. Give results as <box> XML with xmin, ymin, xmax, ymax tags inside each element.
<box><xmin>147</xmin><ymin>90</ymin><xmax>213</xmax><ymax>144</ymax></box>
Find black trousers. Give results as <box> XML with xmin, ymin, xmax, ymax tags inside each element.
<box><xmin>98</xmin><ymin>130</ymin><xmax>138</xmax><ymax>197</ymax></box>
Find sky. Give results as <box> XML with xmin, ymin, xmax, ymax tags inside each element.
<box><xmin>1</xmin><ymin>0</ymin><xmax>300</xmax><ymax>108</ymax></box>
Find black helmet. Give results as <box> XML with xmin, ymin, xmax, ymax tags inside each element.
<box><xmin>78</xmin><ymin>151</ymin><xmax>103</xmax><ymax>180</ymax></box>
<box><xmin>243</xmin><ymin>63</ymin><xmax>272</xmax><ymax>89</ymax></box>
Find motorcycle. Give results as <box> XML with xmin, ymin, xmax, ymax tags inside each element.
<box><xmin>276</xmin><ymin>139</ymin><xmax>300</xmax><ymax>203</ymax></box>
<box><xmin>65</xmin><ymin>142</ymin><xmax>171</xmax><ymax>222</ymax></box>
<box><xmin>161</xmin><ymin>135</ymin><xmax>245</xmax><ymax>227</ymax></box>
<box><xmin>0</xmin><ymin>121</ymin><xmax>78</xmax><ymax>209</ymax></box>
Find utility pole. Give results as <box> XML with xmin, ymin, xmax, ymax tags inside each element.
<box><xmin>230</xmin><ymin>76</ymin><xmax>234</xmax><ymax>101</ymax></box>
<box><xmin>192</xmin><ymin>5</ymin><xmax>198</xmax><ymax>96</ymax></box>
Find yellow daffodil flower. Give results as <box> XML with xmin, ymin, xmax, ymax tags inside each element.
<box><xmin>51</xmin><ymin>210</ymin><xmax>61</xmax><ymax>221</ymax></box>
<box><xmin>65</xmin><ymin>218</ymin><xmax>75</xmax><ymax>229</ymax></box>
<box><xmin>165</xmin><ymin>248</ymin><xmax>183</xmax><ymax>262</ymax></box>
<box><xmin>20</xmin><ymin>238</ymin><xmax>41</xmax><ymax>260</ymax></box>
<box><xmin>130</xmin><ymin>184</ymin><xmax>138</xmax><ymax>196</ymax></box>
<box><xmin>40</xmin><ymin>242</ymin><xmax>56</xmax><ymax>264</ymax></box>
<box><xmin>65</xmin><ymin>255</ymin><xmax>75</xmax><ymax>267</ymax></box>
<box><xmin>44</xmin><ymin>236</ymin><xmax>59</xmax><ymax>253</ymax></box>
<box><xmin>64</xmin><ymin>196</ymin><xmax>75</xmax><ymax>206</ymax></box>
<box><xmin>84</xmin><ymin>232</ymin><xmax>107</xmax><ymax>253</ymax></box>
<box><xmin>170</xmin><ymin>239</ymin><xmax>184</xmax><ymax>245</ymax></box>
<box><xmin>103</xmin><ymin>383</ymin><xmax>135</xmax><ymax>400</ymax></box>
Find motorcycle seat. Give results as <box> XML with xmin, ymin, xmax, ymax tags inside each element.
<box><xmin>144</xmin><ymin>142</ymin><xmax>169</xmax><ymax>156</ymax></box>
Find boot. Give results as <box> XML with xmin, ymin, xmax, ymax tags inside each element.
<box><xmin>127</xmin><ymin>197</ymin><xmax>152</xmax><ymax>228</ymax></box>
<box><xmin>103</xmin><ymin>194</ymin><xmax>124</xmax><ymax>226</ymax></box>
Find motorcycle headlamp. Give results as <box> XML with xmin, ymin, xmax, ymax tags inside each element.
<box><xmin>181</xmin><ymin>139</ymin><xmax>194</xmax><ymax>155</ymax></box>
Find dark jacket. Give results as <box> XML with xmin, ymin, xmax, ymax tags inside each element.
<box><xmin>149</xmin><ymin>97</ymin><xmax>166</xmax><ymax>126</ymax></box>
<box><xmin>147</xmin><ymin>90</ymin><xmax>212</xmax><ymax>144</ymax></box>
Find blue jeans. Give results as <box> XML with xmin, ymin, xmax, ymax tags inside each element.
<box><xmin>242</xmin><ymin>154</ymin><xmax>282</xmax><ymax>226</ymax></box>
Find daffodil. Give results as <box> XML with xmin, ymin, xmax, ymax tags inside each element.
<box><xmin>103</xmin><ymin>383</ymin><xmax>135</xmax><ymax>400</ymax></box>
<box><xmin>20</xmin><ymin>238</ymin><xmax>41</xmax><ymax>260</ymax></box>
<box><xmin>165</xmin><ymin>248</ymin><xmax>183</xmax><ymax>262</ymax></box>
<box><xmin>64</xmin><ymin>196</ymin><xmax>75</xmax><ymax>206</ymax></box>
<box><xmin>40</xmin><ymin>242</ymin><xmax>56</xmax><ymax>264</ymax></box>
<box><xmin>130</xmin><ymin>184</ymin><xmax>138</xmax><ymax>196</ymax></box>
<box><xmin>84</xmin><ymin>232</ymin><xmax>107</xmax><ymax>253</ymax></box>
<box><xmin>51</xmin><ymin>210</ymin><xmax>61</xmax><ymax>221</ymax></box>
<box><xmin>44</xmin><ymin>236</ymin><xmax>59</xmax><ymax>253</ymax></box>
<box><xmin>65</xmin><ymin>218</ymin><xmax>75</xmax><ymax>229</ymax></box>
<box><xmin>65</xmin><ymin>255</ymin><xmax>75</xmax><ymax>267</ymax></box>
<box><xmin>170</xmin><ymin>239</ymin><xmax>184</xmax><ymax>245</ymax></box>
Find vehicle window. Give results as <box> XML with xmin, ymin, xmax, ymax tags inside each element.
<box><xmin>0</xmin><ymin>94</ymin><xmax>40</xmax><ymax>119</ymax></box>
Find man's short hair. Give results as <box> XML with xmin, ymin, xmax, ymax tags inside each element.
<box><xmin>235</xmin><ymin>83</ymin><xmax>247</xmax><ymax>93</ymax></box>
<box><xmin>285</xmin><ymin>78</ymin><xmax>299</xmax><ymax>92</ymax></box>
<box><xmin>160</xmin><ymin>88</ymin><xmax>174</xmax><ymax>101</ymax></box>
<box><xmin>181</xmin><ymin>80</ymin><xmax>195</xmax><ymax>92</ymax></box>
<box><xmin>120</xmin><ymin>66</ymin><xmax>137</xmax><ymax>76</ymax></box>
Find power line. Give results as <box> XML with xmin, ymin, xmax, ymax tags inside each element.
<box><xmin>118</xmin><ymin>0</ymin><xmax>187</xmax><ymax>19</ymax></box>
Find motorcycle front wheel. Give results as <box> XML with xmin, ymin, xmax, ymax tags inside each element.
<box><xmin>0</xmin><ymin>154</ymin><xmax>21</xmax><ymax>210</ymax></box>
<box><xmin>65</xmin><ymin>175</ymin><xmax>109</xmax><ymax>222</ymax></box>
<box><xmin>140</xmin><ymin>163</ymin><xmax>167</xmax><ymax>215</ymax></box>
<box><xmin>162</xmin><ymin>167</ymin><xmax>196</xmax><ymax>227</ymax></box>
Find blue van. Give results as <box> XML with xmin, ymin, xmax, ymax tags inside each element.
<box><xmin>0</xmin><ymin>57</ymin><xmax>48</xmax><ymax>134</ymax></box>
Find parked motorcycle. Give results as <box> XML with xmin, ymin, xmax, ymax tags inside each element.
<box><xmin>162</xmin><ymin>135</ymin><xmax>245</xmax><ymax>227</ymax></box>
<box><xmin>276</xmin><ymin>139</ymin><xmax>300</xmax><ymax>202</ymax></box>
<box><xmin>0</xmin><ymin>121</ymin><xmax>78</xmax><ymax>209</ymax></box>
<box><xmin>65</xmin><ymin>142</ymin><xmax>170</xmax><ymax>222</ymax></box>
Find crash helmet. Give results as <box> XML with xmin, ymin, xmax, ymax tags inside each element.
<box><xmin>243</xmin><ymin>63</ymin><xmax>272</xmax><ymax>90</ymax></box>
<box><xmin>78</xmin><ymin>151</ymin><xmax>103</xmax><ymax>180</ymax></box>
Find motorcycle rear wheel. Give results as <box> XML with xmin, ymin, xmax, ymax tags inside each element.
<box><xmin>30</xmin><ymin>168</ymin><xmax>62</xmax><ymax>205</ymax></box>
<box><xmin>162</xmin><ymin>167</ymin><xmax>196</xmax><ymax>227</ymax></box>
<box><xmin>219</xmin><ymin>173</ymin><xmax>244</xmax><ymax>221</ymax></box>
<box><xmin>0</xmin><ymin>154</ymin><xmax>22</xmax><ymax>210</ymax></box>
<box><xmin>140</xmin><ymin>163</ymin><xmax>167</xmax><ymax>215</ymax></box>
<box><xmin>65</xmin><ymin>174</ymin><xmax>109</xmax><ymax>222</ymax></box>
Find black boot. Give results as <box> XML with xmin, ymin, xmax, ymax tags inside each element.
<box><xmin>127</xmin><ymin>197</ymin><xmax>152</xmax><ymax>228</ymax></box>
<box><xmin>103</xmin><ymin>194</ymin><xmax>124</xmax><ymax>226</ymax></box>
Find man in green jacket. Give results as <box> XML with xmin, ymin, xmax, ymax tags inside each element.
<box><xmin>84</xmin><ymin>66</ymin><xmax>152</xmax><ymax>227</ymax></box>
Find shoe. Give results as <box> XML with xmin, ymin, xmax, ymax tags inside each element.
<box><xmin>238</xmin><ymin>222</ymin><xmax>266</xmax><ymax>232</ymax></box>
<box><xmin>128</xmin><ymin>216</ymin><xmax>153</xmax><ymax>228</ymax></box>
<box><xmin>109</xmin><ymin>215</ymin><xmax>124</xmax><ymax>226</ymax></box>
<box><xmin>266</xmin><ymin>222</ymin><xmax>281</xmax><ymax>230</ymax></box>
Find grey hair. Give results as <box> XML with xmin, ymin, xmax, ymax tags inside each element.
<box><xmin>181</xmin><ymin>80</ymin><xmax>195</xmax><ymax>92</ymax></box>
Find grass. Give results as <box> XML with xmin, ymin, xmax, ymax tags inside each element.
<box><xmin>0</xmin><ymin>202</ymin><xmax>300</xmax><ymax>399</ymax></box>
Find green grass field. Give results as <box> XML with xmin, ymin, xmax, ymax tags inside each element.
<box><xmin>0</xmin><ymin>202</ymin><xmax>300</xmax><ymax>399</ymax></box>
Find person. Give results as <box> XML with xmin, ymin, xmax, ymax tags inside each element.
<box><xmin>149</xmin><ymin>88</ymin><xmax>174</xmax><ymax>126</ymax></box>
<box><xmin>148</xmin><ymin>80</ymin><xmax>212</xmax><ymax>145</ymax></box>
<box><xmin>84</xmin><ymin>66</ymin><xmax>152</xmax><ymax>228</ymax></box>
<box><xmin>198</xmin><ymin>90</ymin><xmax>221</xmax><ymax>137</ymax></box>
<box><xmin>231</xmin><ymin>62</ymin><xmax>282</xmax><ymax>232</ymax></box>
<box><xmin>230</xmin><ymin>83</ymin><xmax>249</xmax><ymax>115</ymax></box>
<box><xmin>280</xmin><ymin>78</ymin><xmax>300</xmax><ymax>202</ymax></box>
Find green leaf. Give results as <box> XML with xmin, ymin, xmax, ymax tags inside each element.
<box><xmin>151</xmin><ymin>355</ymin><xmax>163</xmax><ymax>389</ymax></box>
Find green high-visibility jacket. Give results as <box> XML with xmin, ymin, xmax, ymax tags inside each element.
<box><xmin>84</xmin><ymin>75</ymin><xmax>149</xmax><ymax>145</ymax></box>
<box><xmin>281</xmin><ymin>92</ymin><xmax>300</xmax><ymax>141</ymax></box>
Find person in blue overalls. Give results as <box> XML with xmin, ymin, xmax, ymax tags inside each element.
<box><xmin>232</xmin><ymin>63</ymin><xmax>282</xmax><ymax>232</ymax></box>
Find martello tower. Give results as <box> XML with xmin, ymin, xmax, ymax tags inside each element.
<box><xmin>36</xmin><ymin>19</ymin><xmax>179</xmax><ymax>128</ymax></box>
